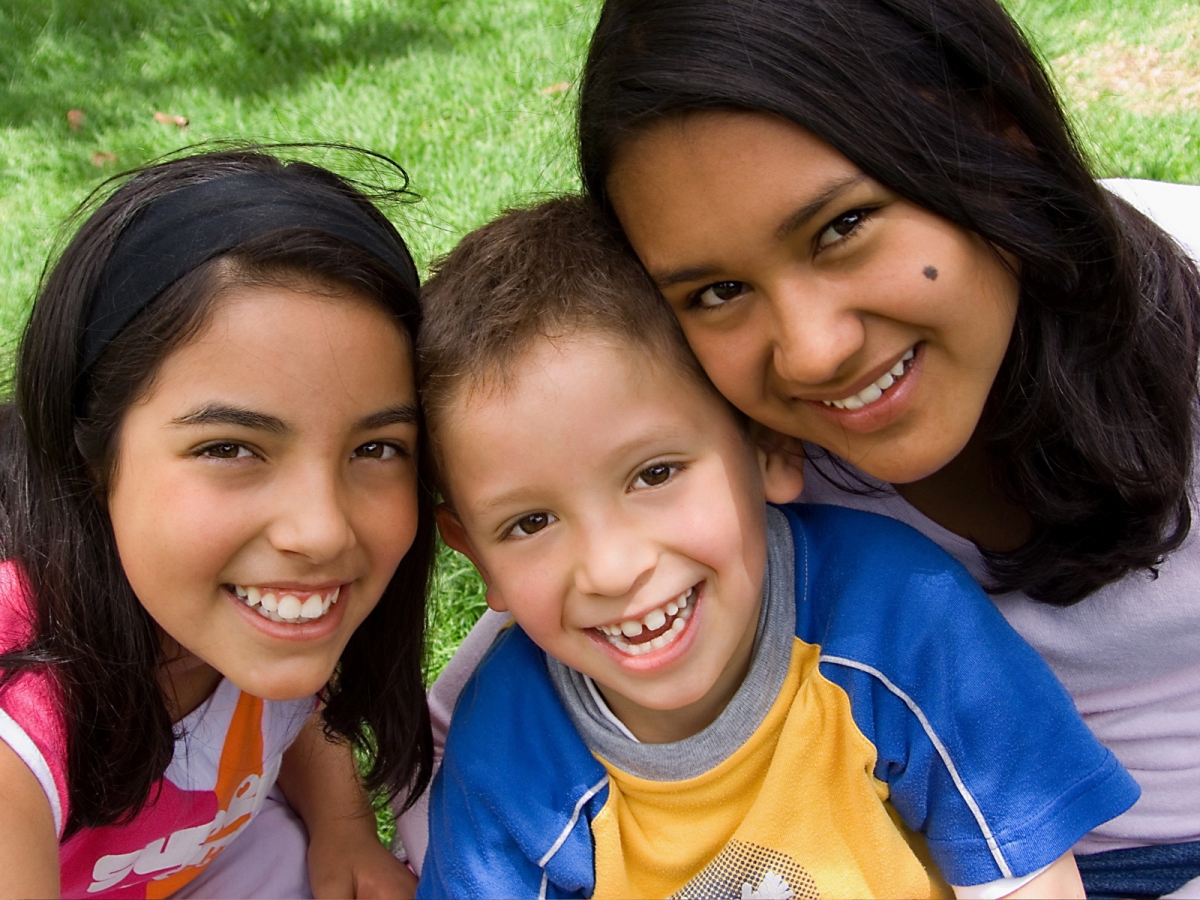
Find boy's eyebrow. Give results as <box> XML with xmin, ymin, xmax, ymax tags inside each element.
<box><xmin>357</xmin><ymin>404</ymin><xmax>419</xmax><ymax>430</ymax></box>
<box><xmin>648</xmin><ymin>173</ymin><xmax>869</xmax><ymax>289</ymax></box>
<box><xmin>171</xmin><ymin>404</ymin><xmax>287</xmax><ymax>433</ymax></box>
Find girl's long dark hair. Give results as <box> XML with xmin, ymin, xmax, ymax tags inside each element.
<box><xmin>0</xmin><ymin>149</ymin><xmax>434</xmax><ymax>837</ymax></box>
<box><xmin>578</xmin><ymin>0</ymin><xmax>1200</xmax><ymax>607</ymax></box>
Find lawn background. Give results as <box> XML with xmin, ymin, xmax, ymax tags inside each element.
<box><xmin>2</xmin><ymin>0</ymin><xmax>1198</xmax><ymax>843</ymax></box>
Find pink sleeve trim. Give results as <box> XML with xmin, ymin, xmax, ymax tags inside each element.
<box><xmin>0</xmin><ymin>706</ymin><xmax>63</xmax><ymax>837</ymax></box>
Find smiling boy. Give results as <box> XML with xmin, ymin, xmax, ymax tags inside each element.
<box><xmin>414</xmin><ymin>198</ymin><xmax>1138</xmax><ymax>900</ymax></box>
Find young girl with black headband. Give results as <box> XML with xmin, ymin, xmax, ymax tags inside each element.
<box><xmin>0</xmin><ymin>149</ymin><xmax>434</xmax><ymax>898</ymax></box>
<box><xmin>408</xmin><ymin>1</ymin><xmax>1200</xmax><ymax>897</ymax></box>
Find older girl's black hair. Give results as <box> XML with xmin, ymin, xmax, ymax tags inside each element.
<box><xmin>578</xmin><ymin>0</ymin><xmax>1200</xmax><ymax>607</ymax></box>
<box><xmin>0</xmin><ymin>148</ymin><xmax>434</xmax><ymax>836</ymax></box>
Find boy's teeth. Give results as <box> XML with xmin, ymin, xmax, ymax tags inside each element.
<box><xmin>232</xmin><ymin>585</ymin><xmax>339</xmax><ymax>624</ymax></box>
<box><xmin>600</xmin><ymin>588</ymin><xmax>696</xmax><ymax>656</ymax></box>
<box><xmin>823</xmin><ymin>347</ymin><xmax>915</xmax><ymax>410</ymax></box>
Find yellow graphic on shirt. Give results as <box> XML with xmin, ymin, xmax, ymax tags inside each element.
<box><xmin>589</xmin><ymin>639</ymin><xmax>952</xmax><ymax>900</ymax></box>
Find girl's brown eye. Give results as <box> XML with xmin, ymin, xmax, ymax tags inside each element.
<box><xmin>205</xmin><ymin>443</ymin><xmax>243</xmax><ymax>459</ymax></box>
<box><xmin>695</xmin><ymin>280</ymin><xmax>747</xmax><ymax>309</ymax></box>
<box><xmin>354</xmin><ymin>442</ymin><xmax>399</xmax><ymax>460</ymax></box>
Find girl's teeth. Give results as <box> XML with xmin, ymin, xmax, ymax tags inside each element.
<box><xmin>233</xmin><ymin>586</ymin><xmax>339</xmax><ymax>624</ymax></box>
<box><xmin>824</xmin><ymin>347</ymin><xmax>915</xmax><ymax>410</ymax></box>
<box><xmin>621</xmin><ymin>620</ymin><xmax>643</xmax><ymax>638</ymax></box>
<box><xmin>644</xmin><ymin>608</ymin><xmax>666</xmax><ymax>631</ymax></box>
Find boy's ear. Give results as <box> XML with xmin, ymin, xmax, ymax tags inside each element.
<box><xmin>758</xmin><ymin>444</ymin><xmax>806</xmax><ymax>505</ymax></box>
<box><xmin>434</xmin><ymin>504</ymin><xmax>509</xmax><ymax>613</ymax></box>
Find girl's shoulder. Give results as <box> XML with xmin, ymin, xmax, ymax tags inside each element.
<box><xmin>1101</xmin><ymin>178</ymin><xmax>1200</xmax><ymax>263</ymax></box>
<box><xmin>0</xmin><ymin>559</ymin><xmax>69</xmax><ymax>839</ymax></box>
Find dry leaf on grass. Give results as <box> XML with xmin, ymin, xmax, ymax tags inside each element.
<box><xmin>153</xmin><ymin>111</ymin><xmax>189</xmax><ymax>128</ymax></box>
<box><xmin>66</xmin><ymin>109</ymin><xmax>85</xmax><ymax>131</ymax></box>
<box><xmin>540</xmin><ymin>81</ymin><xmax>571</xmax><ymax>95</ymax></box>
<box><xmin>91</xmin><ymin>151</ymin><xmax>117</xmax><ymax>167</ymax></box>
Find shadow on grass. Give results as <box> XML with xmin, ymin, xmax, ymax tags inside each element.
<box><xmin>0</xmin><ymin>0</ymin><xmax>464</xmax><ymax>129</ymax></box>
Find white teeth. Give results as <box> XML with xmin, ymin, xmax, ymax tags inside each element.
<box><xmin>598</xmin><ymin>588</ymin><xmax>697</xmax><ymax>657</ymax></box>
<box><xmin>233</xmin><ymin>585</ymin><xmax>339</xmax><ymax>624</ymax></box>
<box><xmin>277</xmin><ymin>595</ymin><xmax>302</xmax><ymax>619</ymax></box>
<box><xmin>822</xmin><ymin>348</ymin><xmax>915</xmax><ymax>410</ymax></box>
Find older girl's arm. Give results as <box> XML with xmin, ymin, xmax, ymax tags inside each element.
<box><xmin>277</xmin><ymin>711</ymin><xmax>416</xmax><ymax>900</ymax></box>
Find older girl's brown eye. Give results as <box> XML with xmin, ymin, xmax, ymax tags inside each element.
<box><xmin>635</xmin><ymin>464</ymin><xmax>676</xmax><ymax>489</ymax></box>
<box><xmin>696</xmin><ymin>280</ymin><xmax>747</xmax><ymax>309</ymax></box>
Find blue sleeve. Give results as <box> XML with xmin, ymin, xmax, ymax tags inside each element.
<box><xmin>786</xmin><ymin>504</ymin><xmax>1140</xmax><ymax>887</ymax></box>
<box><xmin>417</xmin><ymin>626</ymin><xmax>606</xmax><ymax>900</ymax></box>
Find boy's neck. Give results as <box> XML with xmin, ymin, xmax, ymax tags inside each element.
<box><xmin>594</xmin><ymin>595</ymin><xmax>762</xmax><ymax>744</ymax></box>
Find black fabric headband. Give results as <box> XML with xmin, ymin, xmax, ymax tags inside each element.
<box><xmin>82</xmin><ymin>172</ymin><xmax>420</xmax><ymax>370</ymax></box>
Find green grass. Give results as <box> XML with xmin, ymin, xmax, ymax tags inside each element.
<box><xmin>2</xmin><ymin>0</ymin><xmax>1197</xmax><ymax>845</ymax></box>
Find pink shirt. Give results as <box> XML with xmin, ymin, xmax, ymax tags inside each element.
<box><xmin>0</xmin><ymin>562</ymin><xmax>313</xmax><ymax>898</ymax></box>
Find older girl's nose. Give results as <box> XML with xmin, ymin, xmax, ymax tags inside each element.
<box><xmin>769</xmin><ymin>283</ymin><xmax>865</xmax><ymax>386</ymax></box>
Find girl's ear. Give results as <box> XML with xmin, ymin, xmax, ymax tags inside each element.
<box><xmin>758</xmin><ymin>445</ymin><xmax>806</xmax><ymax>504</ymax></box>
<box><xmin>434</xmin><ymin>504</ymin><xmax>509</xmax><ymax>613</ymax></box>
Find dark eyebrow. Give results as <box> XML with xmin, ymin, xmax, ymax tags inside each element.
<box><xmin>648</xmin><ymin>174</ymin><xmax>870</xmax><ymax>289</ymax></box>
<box><xmin>171</xmin><ymin>404</ymin><xmax>287</xmax><ymax>433</ymax></box>
<box><xmin>358</xmin><ymin>404</ymin><xmax>418</xmax><ymax>431</ymax></box>
<box><xmin>774</xmin><ymin>173</ymin><xmax>869</xmax><ymax>239</ymax></box>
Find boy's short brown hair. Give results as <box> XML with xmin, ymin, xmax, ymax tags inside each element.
<box><xmin>419</xmin><ymin>195</ymin><xmax>712</xmax><ymax>450</ymax></box>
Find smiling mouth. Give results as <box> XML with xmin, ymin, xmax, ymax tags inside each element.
<box><xmin>228</xmin><ymin>584</ymin><xmax>341</xmax><ymax>624</ymax></box>
<box><xmin>593</xmin><ymin>586</ymin><xmax>696</xmax><ymax>657</ymax></box>
<box><xmin>821</xmin><ymin>347</ymin><xmax>915</xmax><ymax>411</ymax></box>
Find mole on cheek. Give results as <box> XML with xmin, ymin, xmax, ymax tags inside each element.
<box><xmin>923</xmin><ymin>266</ymin><xmax>938</xmax><ymax>281</ymax></box>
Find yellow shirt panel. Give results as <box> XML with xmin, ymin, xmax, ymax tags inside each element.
<box><xmin>590</xmin><ymin>639</ymin><xmax>951</xmax><ymax>900</ymax></box>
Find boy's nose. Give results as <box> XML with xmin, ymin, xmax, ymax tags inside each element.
<box><xmin>573</xmin><ymin>521</ymin><xmax>657</xmax><ymax>599</ymax></box>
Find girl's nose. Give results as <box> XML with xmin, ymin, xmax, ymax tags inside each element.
<box><xmin>268</xmin><ymin>465</ymin><xmax>357</xmax><ymax>563</ymax></box>
<box><xmin>769</xmin><ymin>282</ymin><xmax>866</xmax><ymax>387</ymax></box>
<box><xmin>573</xmin><ymin>518</ymin><xmax>657</xmax><ymax>599</ymax></box>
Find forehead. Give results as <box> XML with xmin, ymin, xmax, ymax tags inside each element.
<box><xmin>147</xmin><ymin>284</ymin><xmax>414</xmax><ymax>415</ymax></box>
<box><xmin>436</xmin><ymin>336</ymin><xmax>743</xmax><ymax>493</ymax></box>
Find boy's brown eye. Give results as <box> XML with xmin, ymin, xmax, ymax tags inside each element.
<box><xmin>639</xmin><ymin>464</ymin><xmax>672</xmax><ymax>487</ymax></box>
<box><xmin>515</xmin><ymin>513</ymin><xmax>550</xmax><ymax>535</ymax></box>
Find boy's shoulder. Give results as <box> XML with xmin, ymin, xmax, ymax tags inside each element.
<box><xmin>425</xmin><ymin>623</ymin><xmax>605</xmax><ymax>898</ymax></box>
<box><xmin>778</xmin><ymin>501</ymin><xmax>1003</xmax><ymax>645</ymax></box>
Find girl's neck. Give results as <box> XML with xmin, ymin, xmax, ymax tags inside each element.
<box><xmin>158</xmin><ymin>635</ymin><xmax>223</xmax><ymax>723</ymax></box>
<box><xmin>893</xmin><ymin>433</ymin><xmax>1031</xmax><ymax>552</ymax></box>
